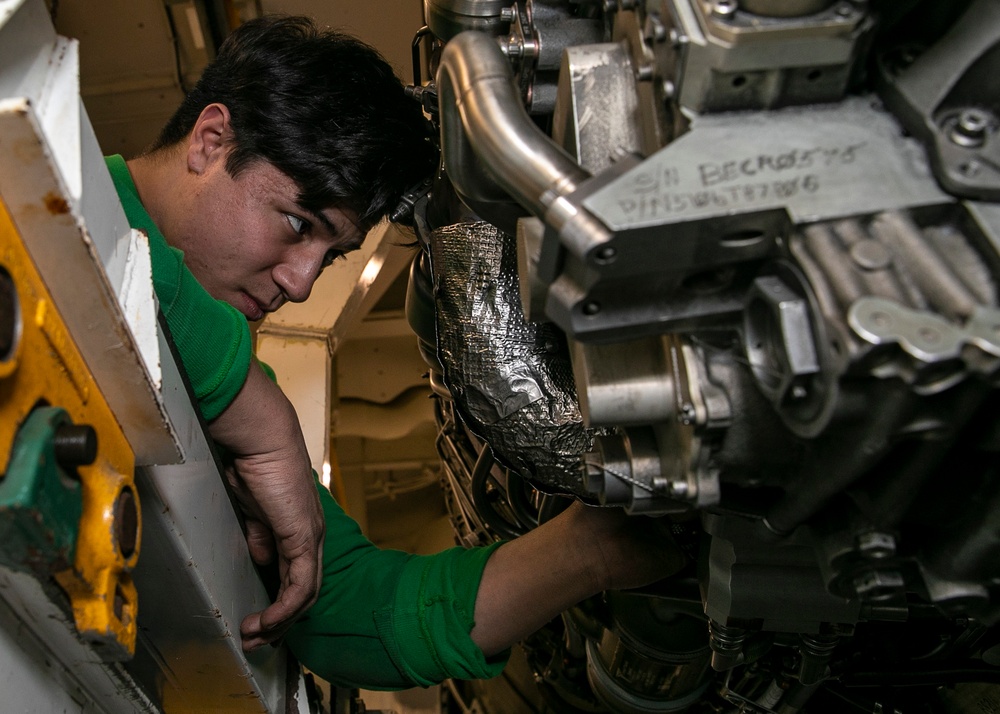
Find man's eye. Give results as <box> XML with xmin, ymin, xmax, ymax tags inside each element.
<box><xmin>322</xmin><ymin>249</ymin><xmax>344</xmax><ymax>268</ymax></box>
<box><xmin>286</xmin><ymin>213</ymin><xmax>309</xmax><ymax>235</ymax></box>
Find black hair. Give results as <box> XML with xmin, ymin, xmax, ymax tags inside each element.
<box><xmin>152</xmin><ymin>15</ymin><xmax>435</xmax><ymax>228</ymax></box>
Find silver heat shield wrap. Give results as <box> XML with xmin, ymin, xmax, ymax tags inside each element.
<box><xmin>430</xmin><ymin>220</ymin><xmax>595</xmax><ymax>496</ymax></box>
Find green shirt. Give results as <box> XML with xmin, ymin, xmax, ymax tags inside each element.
<box><xmin>105</xmin><ymin>155</ymin><xmax>508</xmax><ymax>689</ymax></box>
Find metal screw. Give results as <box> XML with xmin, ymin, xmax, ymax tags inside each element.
<box><xmin>949</xmin><ymin>108</ymin><xmax>992</xmax><ymax>148</ymax></box>
<box><xmin>115</xmin><ymin>487</ymin><xmax>139</xmax><ymax>559</ymax></box>
<box><xmin>668</xmin><ymin>28</ymin><xmax>681</xmax><ymax>47</ymax></box>
<box><xmin>593</xmin><ymin>245</ymin><xmax>618</xmax><ymax>264</ymax></box>
<box><xmin>712</xmin><ymin>0</ymin><xmax>738</xmax><ymax>19</ymax></box>
<box><xmin>668</xmin><ymin>480</ymin><xmax>689</xmax><ymax>498</ymax></box>
<box><xmin>636</xmin><ymin>61</ymin><xmax>654</xmax><ymax>81</ymax></box>
<box><xmin>644</xmin><ymin>13</ymin><xmax>667</xmax><ymax>44</ymax></box>
<box><xmin>500</xmin><ymin>6</ymin><xmax>515</xmax><ymax>23</ymax></box>
<box><xmin>504</xmin><ymin>38</ymin><xmax>524</xmax><ymax>59</ymax></box>
<box><xmin>662</xmin><ymin>79</ymin><xmax>676</xmax><ymax>99</ymax></box>
<box><xmin>582</xmin><ymin>301</ymin><xmax>602</xmax><ymax>316</ymax></box>
<box><xmin>680</xmin><ymin>403</ymin><xmax>697</xmax><ymax>425</ymax></box>
<box><xmin>53</xmin><ymin>423</ymin><xmax>98</xmax><ymax>468</ymax></box>
<box><xmin>791</xmin><ymin>385</ymin><xmax>808</xmax><ymax>400</ymax></box>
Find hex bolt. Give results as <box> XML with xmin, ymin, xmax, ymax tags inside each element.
<box><xmin>115</xmin><ymin>487</ymin><xmax>139</xmax><ymax>559</ymax></box>
<box><xmin>53</xmin><ymin>423</ymin><xmax>98</xmax><ymax>468</ymax></box>
<box><xmin>949</xmin><ymin>108</ymin><xmax>992</xmax><ymax>148</ymax></box>
<box><xmin>0</xmin><ymin>268</ymin><xmax>15</xmax><ymax>361</ymax></box>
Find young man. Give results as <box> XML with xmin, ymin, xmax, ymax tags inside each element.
<box><xmin>108</xmin><ymin>15</ymin><xmax>682</xmax><ymax>689</ymax></box>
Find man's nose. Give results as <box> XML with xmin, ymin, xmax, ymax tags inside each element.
<box><xmin>273</xmin><ymin>251</ymin><xmax>323</xmax><ymax>303</ymax></box>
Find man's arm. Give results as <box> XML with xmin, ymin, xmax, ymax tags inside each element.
<box><xmin>206</xmin><ymin>360</ymin><xmax>325</xmax><ymax>650</ymax></box>
<box><xmin>470</xmin><ymin>501</ymin><xmax>686</xmax><ymax>656</ymax></box>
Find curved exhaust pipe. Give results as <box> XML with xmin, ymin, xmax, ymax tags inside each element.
<box><xmin>436</xmin><ymin>31</ymin><xmax>611</xmax><ymax>255</ymax></box>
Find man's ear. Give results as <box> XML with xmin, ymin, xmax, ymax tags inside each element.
<box><xmin>187</xmin><ymin>103</ymin><xmax>232</xmax><ymax>174</ymax></box>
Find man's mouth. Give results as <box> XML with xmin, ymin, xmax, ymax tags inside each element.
<box><xmin>240</xmin><ymin>292</ymin><xmax>266</xmax><ymax>321</ymax></box>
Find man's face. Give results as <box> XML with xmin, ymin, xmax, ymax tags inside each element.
<box><xmin>172</xmin><ymin>153</ymin><xmax>365</xmax><ymax>321</ymax></box>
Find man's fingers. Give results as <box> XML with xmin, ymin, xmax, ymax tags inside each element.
<box><xmin>259</xmin><ymin>562</ymin><xmax>318</xmax><ymax>630</ymax></box>
<box><xmin>245</xmin><ymin>519</ymin><xmax>276</xmax><ymax>565</ymax></box>
<box><xmin>240</xmin><ymin>547</ymin><xmax>323</xmax><ymax>652</ymax></box>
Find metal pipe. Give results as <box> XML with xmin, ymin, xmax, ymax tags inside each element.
<box><xmin>470</xmin><ymin>444</ymin><xmax>523</xmax><ymax>539</ymax></box>
<box><xmin>436</xmin><ymin>31</ymin><xmax>611</xmax><ymax>256</ymax></box>
<box><xmin>870</xmin><ymin>211</ymin><xmax>980</xmax><ymax>320</ymax></box>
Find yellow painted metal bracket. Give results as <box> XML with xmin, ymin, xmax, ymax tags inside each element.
<box><xmin>0</xmin><ymin>196</ymin><xmax>140</xmax><ymax>660</ymax></box>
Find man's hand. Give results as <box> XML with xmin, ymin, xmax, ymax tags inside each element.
<box><xmin>470</xmin><ymin>500</ymin><xmax>686</xmax><ymax>656</ymax></box>
<box><xmin>208</xmin><ymin>362</ymin><xmax>325</xmax><ymax>651</ymax></box>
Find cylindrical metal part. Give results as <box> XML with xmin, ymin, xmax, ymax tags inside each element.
<box><xmin>436</xmin><ymin>31</ymin><xmax>611</xmax><ymax>255</ymax></box>
<box><xmin>831</xmin><ymin>219</ymin><xmax>912</xmax><ymax>307</ymax></box>
<box><xmin>870</xmin><ymin>211</ymin><xmax>979</xmax><ymax>320</ymax></box>
<box><xmin>424</xmin><ymin>0</ymin><xmax>509</xmax><ymax>41</ymax></box>
<box><xmin>802</xmin><ymin>223</ymin><xmax>866</xmax><ymax>308</ymax></box>
<box><xmin>571</xmin><ymin>337</ymin><xmax>676</xmax><ymax>427</ymax></box>
<box><xmin>587</xmin><ymin>592</ymin><xmax>711</xmax><ymax>712</ymax></box>
<box><xmin>757</xmin><ymin>679</ymin><xmax>786</xmax><ymax>710</ymax></box>
<box><xmin>709</xmin><ymin>620</ymin><xmax>747</xmax><ymax>671</ymax></box>
<box><xmin>798</xmin><ymin>634</ymin><xmax>838</xmax><ymax>685</ymax></box>
<box><xmin>53</xmin><ymin>423</ymin><xmax>98</xmax><ymax>468</ymax></box>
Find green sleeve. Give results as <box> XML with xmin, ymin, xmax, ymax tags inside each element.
<box><xmin>286</xmin><ymin>481</ymin><xmax>509</xmax><ymax>690</ymax></box>
<box><xmin>105</xmin><ymin>154</ymin><xmax>252</xmax><ymax>421</ymax></box>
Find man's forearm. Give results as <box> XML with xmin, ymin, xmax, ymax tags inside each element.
<box><xmin>470</xmin><ymin>501</ymin><xmax>686</xmax><ymax>657</ymax></box>
<box><xmin>206</xmin><ymin>360</ymin><xmax>324</xmax><ymax>649</ymax></box>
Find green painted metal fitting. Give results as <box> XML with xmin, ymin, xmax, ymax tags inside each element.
<box><xmin>0</xmin><ymin>406</ymin><xmax>84</xmax><ymax>576</ymax></box>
